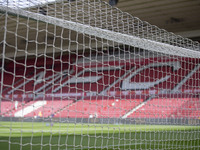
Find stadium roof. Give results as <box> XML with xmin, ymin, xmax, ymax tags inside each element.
<box><xmin>109</xmin><ymin>0</ymin><xmax>200</xmax><ymax>41</ymax></box>
<box><xmin>2</xmin><ymin>0</ymin><xmax>200</xmax><ymax>40</ymax></box>
<box><xmin>0</xmin><ymin>0</ymin><xmax>200</xmax><ymax>58</ymax></box>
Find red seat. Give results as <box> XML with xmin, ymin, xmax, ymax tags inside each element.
<box><xmin>55</xmin><ymin>99</ymin><xmax>143</xmax><ymax>118</ymax></box>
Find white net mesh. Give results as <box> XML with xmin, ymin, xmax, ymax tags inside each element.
<box><xmin>0</xmin><ymin>0</ymin><xmax>200</xmax><ymax>150</ymax></box>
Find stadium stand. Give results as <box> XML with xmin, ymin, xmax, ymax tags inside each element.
<box><xmin>25</xmin><ymin>100</ymin><xmax>74</xmax><ymax>118</ymax></box>
<box><xmin>128</xmin><ymin>98</ymin><xmax>190</xmax><ymax>118</ymax></box>
<box><xmin>0</xmin><ymin>54</ymin><xmax>199</xmax><ymax>119</ymax></box>
<box><xmin>172</xmin><ymin>98</ymin><xmax>200</xmax><ymax>119</ymax></box>
<box><xmin>0</xmin><ymin>101</ymin><xmax>18</xmax><ymax>116</ymax></box>
<box><xmin>55</xmin><ymin>98</ymin><xmax>143</xmax><ymax>118</ymax></box>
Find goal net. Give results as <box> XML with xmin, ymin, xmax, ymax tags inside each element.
<box><xmin>0</xmin><ymin>0</ymin><xmax>200</xmax><ymax>149</ymax></box>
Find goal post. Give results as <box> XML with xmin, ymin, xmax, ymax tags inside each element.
<box><xmin>0</xmin><ymin>0</ymin><xmax>200</xmax><ymax>150</ymax></box>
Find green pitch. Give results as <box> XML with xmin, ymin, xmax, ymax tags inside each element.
<box><xmin>0</xmin><ymin>121</ymin><xmax>199</xmax><ymax>150</ymax></box>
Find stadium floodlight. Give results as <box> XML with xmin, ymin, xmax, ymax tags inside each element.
<box><xmin>0</xmin><ymin>0</ymin><xmax>200</xmax><ymax>150</ymax></box>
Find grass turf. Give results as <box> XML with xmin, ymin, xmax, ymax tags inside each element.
<box><xmin>0</xmin><ymin>121</ymin><xmax>199</xmax><ymax>150</ymax></box>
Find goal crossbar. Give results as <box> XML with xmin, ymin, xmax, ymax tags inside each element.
<box><xmin>0</xmin><ymin>5</ymin><xmax>200</xmax><ymax>58</ymax></box>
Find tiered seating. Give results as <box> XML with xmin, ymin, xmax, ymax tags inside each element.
<box><xmin>0</xmin><ymin>55</ymin><xmax>199</xmax><ymax>119</ymax></box>
<box><xmin>0</xmin><ymin>100</ymin><xmax>23</xmax><ymax>117</ymax></box>
<box><xmin>128</xmin><ymin>98</ymin><xmax>189</xmax><ymax>118</ymax></box>
<box><xmin>9</xmin><ymin>71</ymin><xmax>40</xmax><ymax>94</ymax></box>
<box><xmin>110</xmin><ymin>60</ymin><xmax>197</xmax><ymax>92</ymax></box>
<box><xmin>189</xmin><ymin>110</ymin><xmax>200</xmax><ymax>119</ymax></box>
<box><xmin>181</xmin><ymin>66</ymin><xmax>200</xmax><ymax>90</ymax></box>
<box><xmin>25</xmin><ymin>100</ymin><xmax>74</xmax><ymax>117</ymax></box>
<box><xmin>1</xmin><ymin>56</ymin><xmax>199</xmax><ymax>96</ymax></box>
<box><xmin>154</xmin><ymin>61</ymin><xmax>196</xmax><ymax>90</ymax></box>
<box><xmin>130</xmin><ymin>66</ymin><xmax>173</xmax><ymax>89</ymax></box>
<box><xmin>4</xmin><ymin>101</ymin><xmax>36</xmax><ymax>117</ymax></box>
<box><xmin>55</xmin><ymin>99</ymin><xmax>143</xmax><ymax>118</ymax></box>
<box><xmin>1</xmin><ymin>56</ymin><xmax>72</xmax><ymax>95</ymax></box>
<box><xmin>0</xmin><ymin>101</ymin><xmax>15</xmax><ymax>116</ymax></box>
<box><xmin>173</xmin><ymin>98</ymin><xmax>200</xmax><ymax>119</ymax></box>
<box><xmin>52</xmin><ymin>66</ymin><xmax>126</xmax><ymax>94</ymax></box>
<box><xmin>1</xmin><ymin>72</ymin><xmax>15</xmax><ymax>94</ymax></box>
